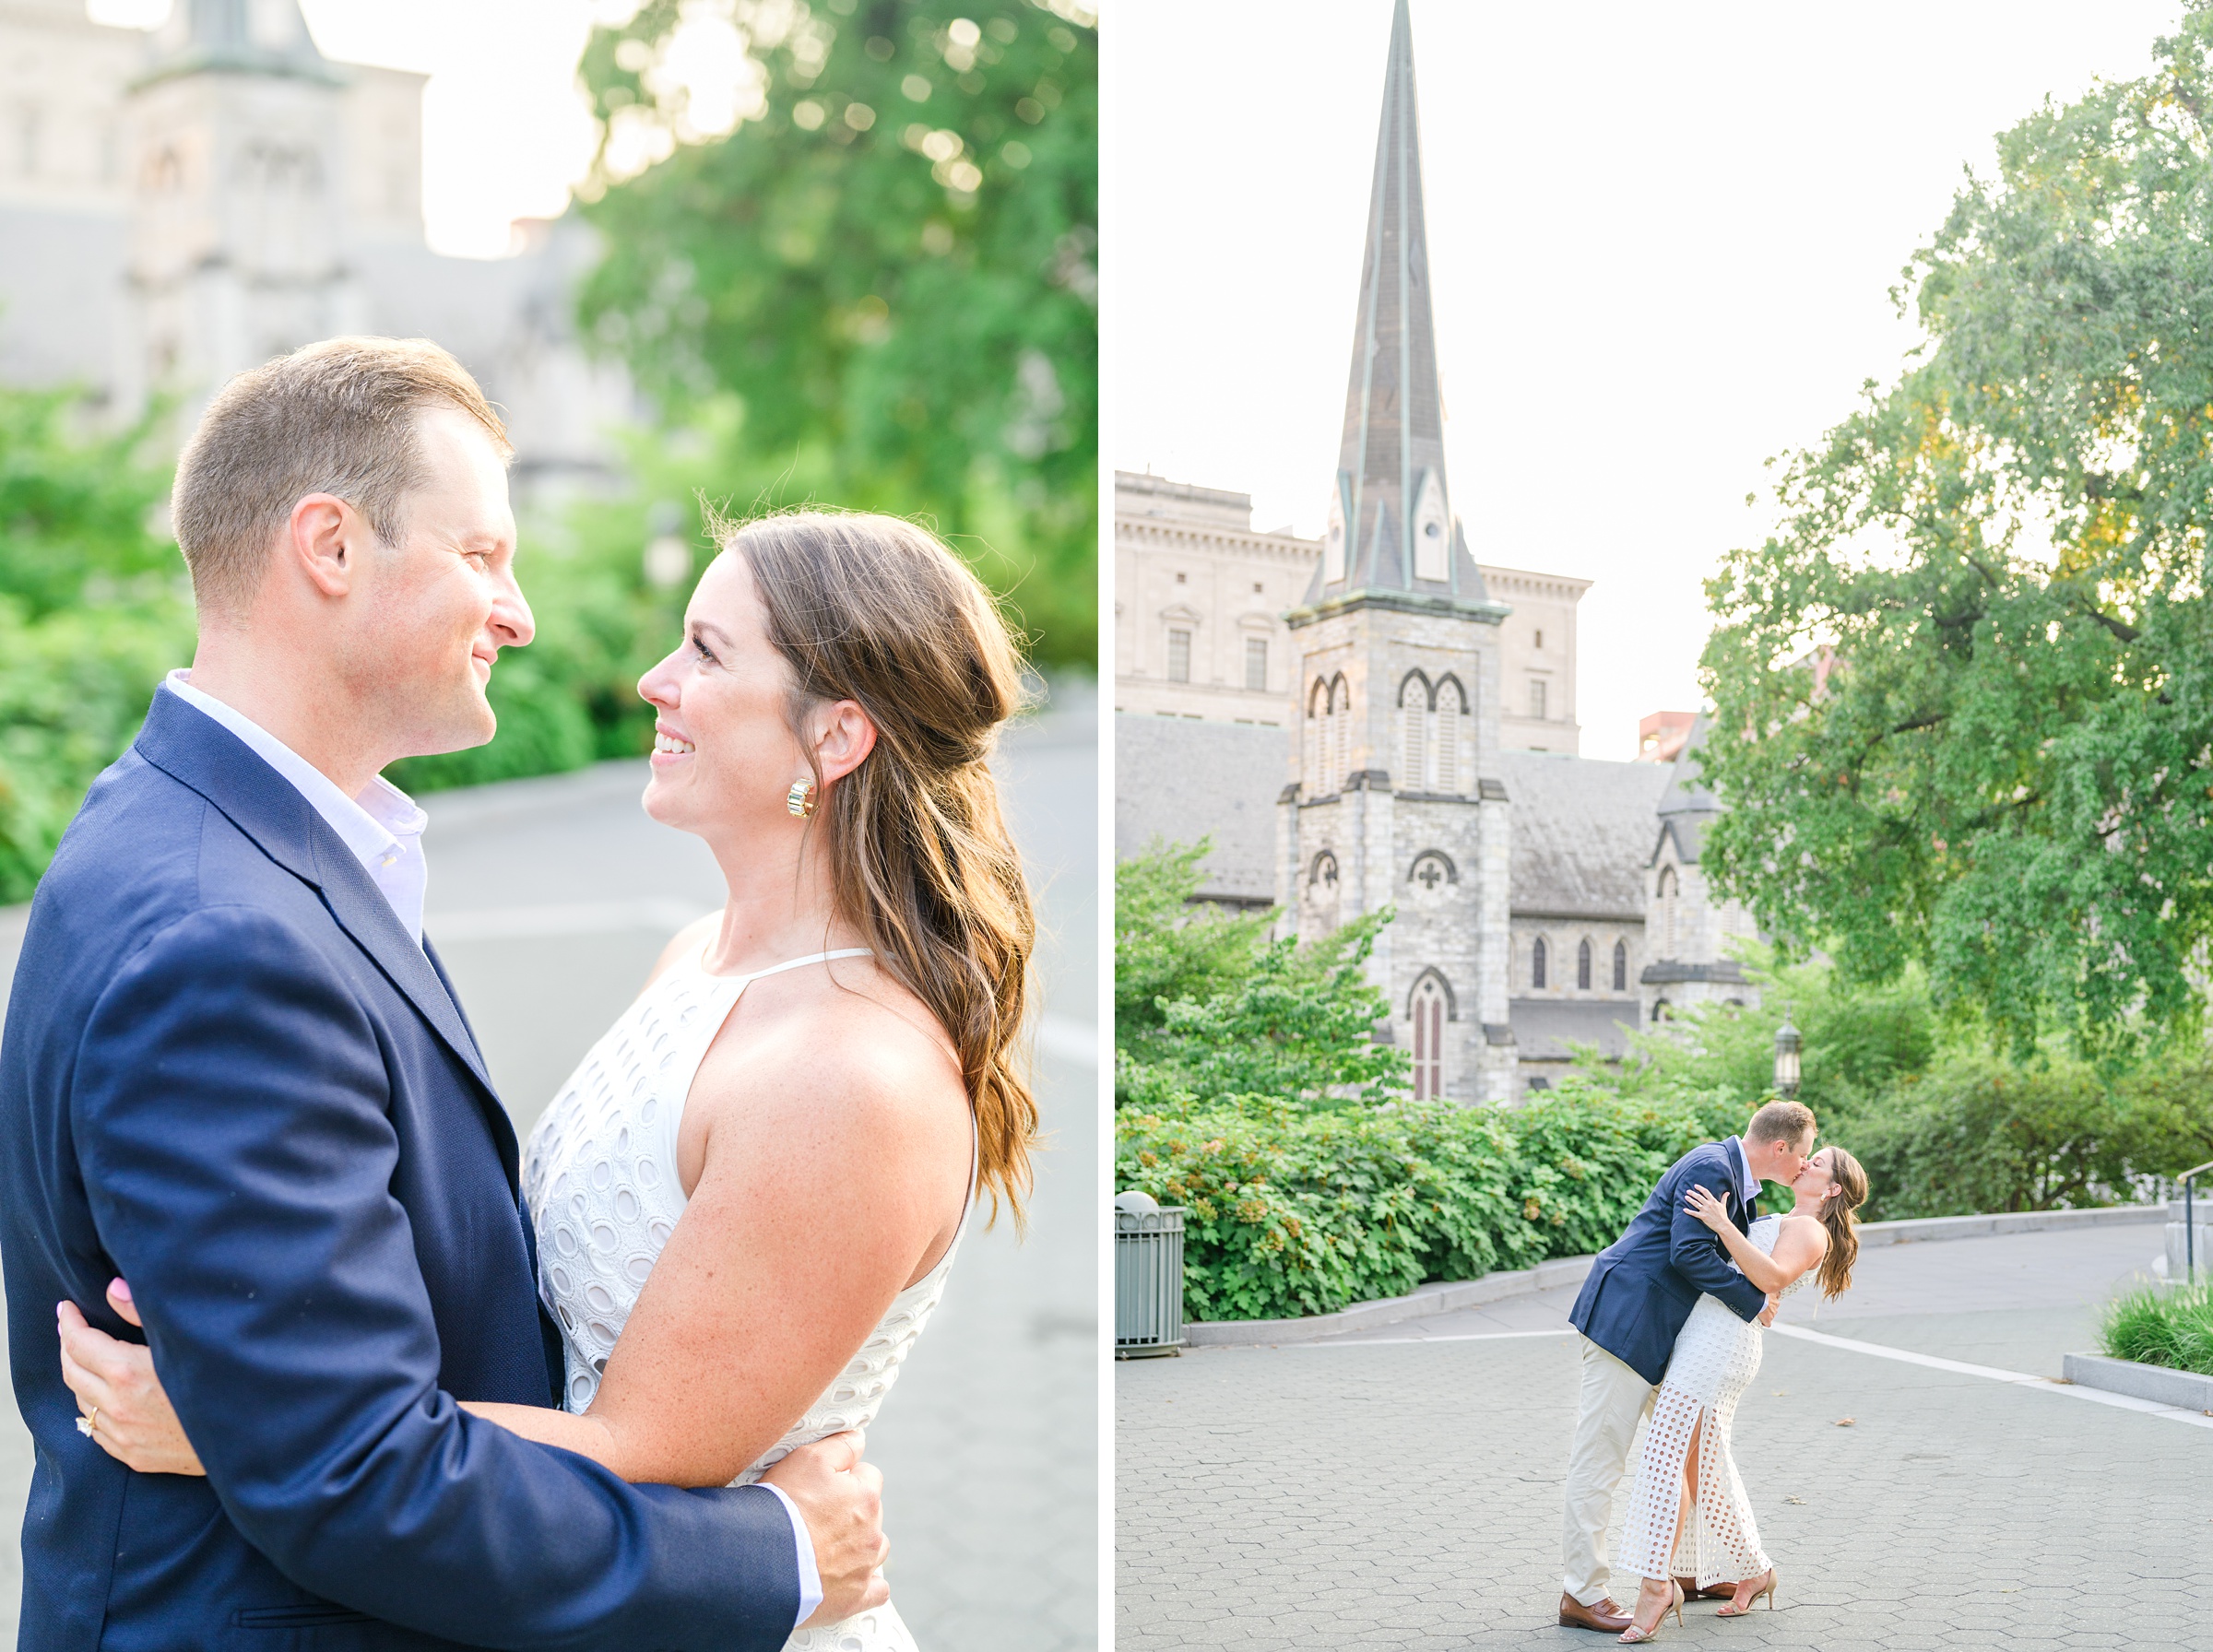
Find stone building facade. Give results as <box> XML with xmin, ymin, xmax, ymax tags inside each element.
<box><xmin>0</xmin><ymin>0</ymin><xmax>629</xmax><ymax>494</ymax></box>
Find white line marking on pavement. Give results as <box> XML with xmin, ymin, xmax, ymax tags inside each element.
<box><xmin>430</xmin><ymin>899</ymin><xmax>709</xmax><ymax>940</ymax></box>
<box><xmin>425</xmin><ymin>902</ymin><xmax>1097</xmax><ymax>1065</ymax></box>
<box><xmin>1036</xmin><ymin>1016</ymin><xmax>1096</xmax><ymax>1068</ymax></box>
<box><xmin>1771</xmin><ymin>1323</ymin><xmax>2213</xmax><ymax>1430</ymax></box>
<box><xmin>1275</xmin><ymin>1328</ymin><xmax>1578</xmax><ymax>1349</ymax></box>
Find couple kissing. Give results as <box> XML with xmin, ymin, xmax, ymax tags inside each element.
<box><xmin>1558</xmin><ymin>1101</ymin><xmax>1870</xmax><ymax>1641</ymax></box>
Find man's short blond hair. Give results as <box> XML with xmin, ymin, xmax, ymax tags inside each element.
<box><xmin>1746</xmin><ymin>1098</ymin><xmax>1817</xmax><ymax>1149</ymax></box>
<box><xmin>172</xmin><ymin>336</ymin><xmax>513</xmax><ymax>620</ymax></box>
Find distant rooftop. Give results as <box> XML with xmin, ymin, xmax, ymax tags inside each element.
<box><xmin>1115</xmin><ymin>470</ymin><xmax>1257</xmax><ymax>532</ymax></box>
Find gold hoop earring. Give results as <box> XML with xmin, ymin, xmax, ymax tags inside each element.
<box><xmin>786</xmin><ymin>779</ymin><xmax>818</xmax><ymax>819</ymax></box>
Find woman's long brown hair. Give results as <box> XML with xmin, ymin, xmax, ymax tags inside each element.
<box><xmin>1815</xmin><ymin>1146</ymin><xmax>1868</xmax><ymax>1299</ymax></box>
<box><xmin>716</xmin><ymin>509</ymin><xmax>1038</xmax><ymax>1228</ymax></box>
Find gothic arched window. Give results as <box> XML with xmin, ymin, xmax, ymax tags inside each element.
<box><xmin>1331</xmin><ymin>675</ymin><xmax>1353</xmax><ymax>793</ymax></box>
<box><xmin>1657</xmin><ymin>865</ymin><xmax>1679</xmax><ymax>957</ymax></box>
<box><xmin>1309</xmin><ymin>850</ymin><xmax>1339</xmax><ymax>890</ymax></box>
<box><xmin>1398</xmin><ymin>672</ymin><xmax>1429</xmax><ymax>792</ymax></box>
<box><xmin>1411</xmin><ymin>974</ymin><xmax>1448</xmax><ymax>1101</ymax></box>
<box><xmin>1433</xmin><ymin>676</ymin><xmax>1464</xmax><ymax>796</ymax></box>
<box><xmin>1306</xmin><ymin>678</ymin><xmax>1330</xmax><ymax>796</ymax></box>
<box><xmin>1531</xmin><ymin>936</ymin><xmax>1548</xmax><ymax>990</ymax></box>
<box><xmin>1577</xmin><ymin>938</ymin><xmax>1592</xmax><ymax>991</ymax></box>
<box><xmin>1407</xmin><ymin>850</ymin><xmax>1455</xmax><ymax>891</ymax></box>
<box><xmin>1613</xmin><ymin>938</ymin><xmax>1628</xmax><ymax>992</ymax></box>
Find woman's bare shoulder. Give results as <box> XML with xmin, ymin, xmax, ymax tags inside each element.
<box><xmin>694</xmin><ymin>962</ymin><xmax>968</xmax><ymax>1162</ymax></box>
<box><xmin>1778</xmin><ymin>1212</ymin><xmax>1831</xmax><ymax>1255</ymax></box>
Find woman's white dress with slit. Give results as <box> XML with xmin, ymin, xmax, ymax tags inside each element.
<box><xmin>521</xmin><ymin>947</ymin><xmax>965</xmax><ymax>1652</ymax></box>
<box><xmin>1616</xmin><ymin>1214</ymin><xmax>1805</xmax><ymax>1588</ymax></box>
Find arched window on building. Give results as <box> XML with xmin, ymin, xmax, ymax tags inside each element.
<box><xmin>1531</xmin><ymin>936</ymin><xmax>1547</xmax><ymax>990</ymax></box>
<box><xmin>1306</xmin><ymin>678</ymin><xmax>1330</xmax><ymax>795</ymax></box>
<box><xmin>1613</xmin><ymin>938</ymin><xmax>1628</xmax><ymax>993</ymax></box>
<box><xmin>1411</xmin><ymin>974</ymin><xmax>1448</xmax><ymax>1101</ymax></box>
<box><xmin>1657</xmin><ymin>865</ymin><xmax>1679</xmax><ymax>957</ymax></box>
<box><xmin>1577</xmin><ymin>938</ymin><xmax>1592</xmax><ymax>991</ymax></box>
<box><xmin>1651</xmin><ymin>998</ymin><xmax>1672</xmax><ymax>1023</ymax></box>
<box><xmin>1331</xmin><ymin>675</ymin><xmax>1353</xmax><ymax>793</ymax></box>
<box><xmin>1398</xmin><ymin>672</ymin><xmax>1428</xmax><ymax>792</ymax></box>
<box><xmin>1433</xmin><ymin>676</ymin><xmax>1464</xmax><ymax>795</ymax></box>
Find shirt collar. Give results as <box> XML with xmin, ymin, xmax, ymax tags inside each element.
<box><xmin>160</xmin><ymin>671</ymin><xmax>422</xmax><ymax>869</ymax></box>
<box><xmin>1726</xmin><ymin>1136</ymin><xmax>1759</xmax><ymax>1205</ymax></box>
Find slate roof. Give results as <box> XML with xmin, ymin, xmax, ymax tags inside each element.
<box><xmin>1497</xmin><ymin>751</ymin><xmax>1670</xmax><ymax>920</ymax></box>
<box><xmin>1508</xmin><ymin>997</ymin><xmax>1641</xmax><ymax>1060</ymax></box>
<box><xmin>1114</xmin><ymin>715</ymin><xmax>1286</xmax><ymax>904</ymax></box>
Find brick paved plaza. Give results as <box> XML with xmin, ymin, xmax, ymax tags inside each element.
<box><xmin>1118</xmin><ymin>1222</ymin><xmax>2213</xmax><ymax>1651</ymax></box>
<box><xmin>0</xmin><ymin>696</ymin><xmax>1098</xmax><ymax>1652</ymax></box>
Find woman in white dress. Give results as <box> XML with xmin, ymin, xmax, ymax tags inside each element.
<box><xmin>59</xmin><ymin>510</ymin><xmax>1040</xmax><ymax>1651</ymax></box>
<box><xmin>1615</xmin><ymin>1145</ymin><xmax>1868</xmax><ymax>1642</ymax></box>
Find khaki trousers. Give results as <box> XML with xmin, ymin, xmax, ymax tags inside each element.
<box><xmin>1560</xmin><ymin>1333</ymin><xmax>1657</xmax><ymax>1607</ymax></box>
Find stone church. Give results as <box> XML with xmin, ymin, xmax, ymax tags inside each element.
<box><xmin>0</xmin><ymin>0</ymin><xmax>628</xmax><ymax>492</ymax></box>
<box><xmin>1114</xmin><ymin>0</ymin><xmax>1757</xmax><ymax>1102</ymax></box>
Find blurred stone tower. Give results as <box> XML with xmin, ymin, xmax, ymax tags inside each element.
<box><xmin>1278</xmin><ymin>0</ymin><xmax>1516</xmax><ymax>1103</ymax></box>
<box><xmin>123</xmin><ymin>0</ymin><xmax>368</xmax><ymax>429</ymax></box>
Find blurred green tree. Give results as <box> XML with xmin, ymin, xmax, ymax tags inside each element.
<box><xmin>1698</xmin><ymin>5</ymin><xmax>2213</xmax><ymax>1064</ymax></box>
<box><xmin>0</xmin><ymin>387</ymin><xmax>191</xmax><ymax>902</ymax></box>
<box><xmin>570</xmin><ymin>0</ymin><xmax>1095</xmax><ymax>666</ymax></box>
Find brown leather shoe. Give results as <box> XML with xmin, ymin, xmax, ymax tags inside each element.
<box><xmin>1674</xmin><ymin>1575</ymin><xmax>1736</xmax><ymax>1601</ymax></box>
<box><xmin>1558</xmin><ymin>1594</ymin><xmax>1634</xmax><ymax>1632</ymax></box>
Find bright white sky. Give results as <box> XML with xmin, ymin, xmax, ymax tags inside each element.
<box><xmin>87</xmin><ymin>0</ymin><xmax>633</xmax><ymax>257</ymax></box>
<box><xmin>1109</xmin><ymin>0</ymin><xmax>2188</xmax><ymax>760</ymax></box>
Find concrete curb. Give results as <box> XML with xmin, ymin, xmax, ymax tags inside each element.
<box><xmin>1180</xmin><ymin>1202</ymin><xmax>2172</xmax><ymax>1348</ymax></box>
<box><xmin>1855</xmin><ymin>1203</ymin><xmax>2170</xmax><ymax>1248</ymax></box>
<box><xmin>2063</xmin><ymin>1351</ymin><xmax>2213</xmax><ymax>1412</ymax></box>
<box><xmin>1180</xmin><ymin>1257</ymin><xmax>1596</xmax><ymax>1348</ymax></box>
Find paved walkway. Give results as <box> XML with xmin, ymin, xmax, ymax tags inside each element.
<box><xmin>1118</xmin><ymin>1223</ymin><xmax>2212</xmax><ymax>1651</ymax></box>
<box><xmin>0</xmin><ymin>691</ymin><xmax>1097</xmax><ymax>1652</ymax></box>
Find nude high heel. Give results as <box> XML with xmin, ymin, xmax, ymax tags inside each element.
<box><xmin>1617</xmin><ymin>1581</ymin><xmax>1684</xmax><ymax>1643</ymax></box>
<box><xmin>1713</xmin><ymin>1569</ymin><xmax>1777</xmax><ymax>1617</ymax></box>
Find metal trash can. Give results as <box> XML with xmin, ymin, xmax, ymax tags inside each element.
<box><xmin>1115</xmin><ymin>1190</ymin><xmax>1186</xmax><ymax>1359</ymax></box>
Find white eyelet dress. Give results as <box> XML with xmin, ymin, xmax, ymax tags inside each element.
<box><xmin>1615</xmin><ymin>1215</ymin><xmax>1806</xmax><ymax>1589</ymax></box>
<box><xmin>520</xmin><ymin>946</ymin><xmax>972</xmax><ymax>1652</ymax></box>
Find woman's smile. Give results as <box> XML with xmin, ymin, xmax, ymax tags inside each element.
<box><xmin>650</xmin><ymin>723</ymin><xmax>697</xmax><ymax>764</ymax></box>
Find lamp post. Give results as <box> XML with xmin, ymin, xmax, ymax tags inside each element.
<box><xmin>1773</xmin><ymin>1009</ymin><xmax>1802</xmax><ymax>1101</ymax></box>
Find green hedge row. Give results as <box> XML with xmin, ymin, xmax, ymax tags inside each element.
<box><xmin>1115</xmin><ymin>1082</ymin><xmax>1735</xmax><ymax>1324</ymax></box>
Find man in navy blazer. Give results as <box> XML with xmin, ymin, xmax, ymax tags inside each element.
<box><xmin>1553</xmin><ymin>1101</ymin><xmax>1816</xmax><ymax>1634</ymax></box>
<box><xmin>0</xmin><ymin>339</ymin><xmax>887</xmax><ymax>1651</ymax></box>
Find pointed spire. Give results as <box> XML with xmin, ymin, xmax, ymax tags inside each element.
<box><xmin>1303</xmin><ymin>0</ymin><xmax>1497</xmax><ymax>618</ymax></box>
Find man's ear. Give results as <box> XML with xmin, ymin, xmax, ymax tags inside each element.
<box><xmin>288</xmin><ymin>492</ymin><xmax>367</xmax><ymax>598</ymax></box>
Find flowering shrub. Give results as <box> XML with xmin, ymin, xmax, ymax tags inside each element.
<box><xmin>1115</xmin><ymin>1082</ymin><xmax>1720</xmax><ymax>1323</ymax></box>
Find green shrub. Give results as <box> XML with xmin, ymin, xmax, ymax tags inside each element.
<box><xmin>1116</xmin><ymin>1081</ymin><xmax>1718</xmax><ymax>1323</ymax></box>
<box><xmin>2101</xmin><ymin>1282</ymin><xmax>2213</xmax><ymax>1376</ymax></box>
<box><xmin>1846</xmin><ymin>1049</ymin><xmax>2213</xmax><ymax>1221</ymax></box>
<box><xmin>0</xmin><ymin>596</ymin><xmax>195</xmax><ymax>903</ymax></box>
<box><xmin>1115</xmin><ymin>840</ymin><xmax>1409</xmax><ymax>1111</ymax></box>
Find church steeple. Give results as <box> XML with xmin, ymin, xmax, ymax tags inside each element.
<box><xmin>1306</xmin><ymin>0</ymin><xmax>1497</xmax><ymax>617</ymax></box>
<box><xmin>145</xmin><ymin>0</ymin><xmax>337</xmax><ymax>85</ymax></box>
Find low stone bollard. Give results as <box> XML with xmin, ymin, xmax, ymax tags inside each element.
<box><xmin>1115</xmin><ymin>1190</ymin><xmax>1186</xmax><ymax>1360</ymax></box>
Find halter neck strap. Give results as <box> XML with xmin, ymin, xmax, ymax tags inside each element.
<box><xmin>698</xmin><ymin>946</ymin><xmax>874</xmax><ymax>984</ymax></box>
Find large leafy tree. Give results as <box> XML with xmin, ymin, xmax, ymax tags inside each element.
<box><xmin>1698</xmin><ymin>5</ymin><xmax>2213</xmax><ymax>1063</ymax></box>
<box><xmin>572</xmin><ymin>0</ymin><xmax>1095</xmax><ymax>664</ymax></box>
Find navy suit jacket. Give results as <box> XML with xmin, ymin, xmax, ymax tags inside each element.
<box><xmin>0</xmin><ymin>690</ymin><xmax>799</xmax><ymax>1652</ymax></box>
<box><xmin>1567</xmin><ymin>1139</ymin><xmax>1769</xmax><ymax>1386</ymax></box>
